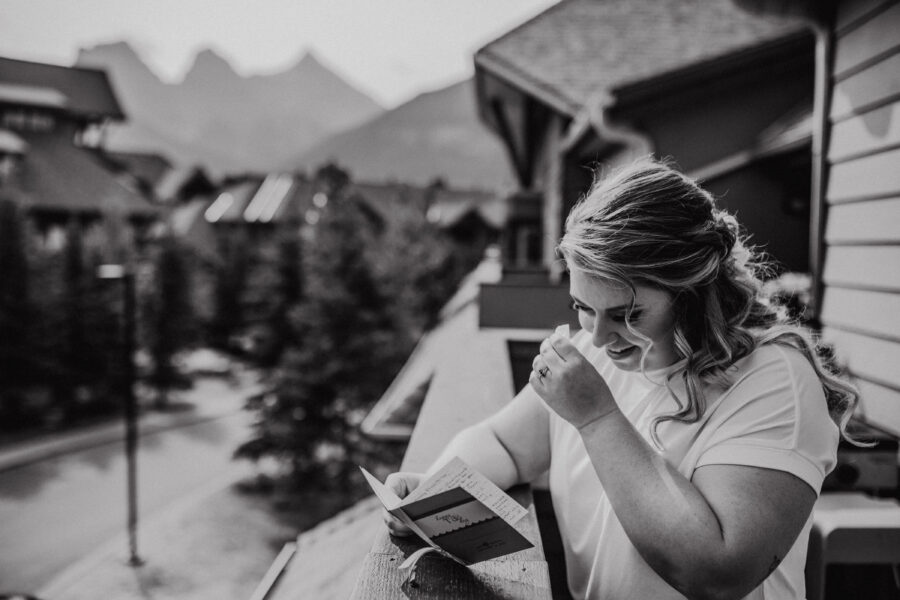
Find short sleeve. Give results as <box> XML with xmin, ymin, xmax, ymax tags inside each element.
<box><xmin>695</xmin><ymin>345</ymin><xmax>839</xmax><ymax>494</ymax></box>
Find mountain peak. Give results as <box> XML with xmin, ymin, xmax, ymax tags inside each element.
<box><xmin>80</xmin><ymin>40</ymin><xmax>140</xmax><ymax>57</ymax></box>
<box><xmin>296</xmin><ymin>50</ymin><xmax>322</xmax><ymax>67</ymax></box>
<box><xmin>76</xmin><ymin>40</ymin><xmax>162</xmax><ymax>84</ymax></box>
<box><xmin>286</xmin><ymin>49</ymin><xmax>333</xmax><ymax>78</ymax></box>
<box><xmin>186</xmin><ymin>47</ymin><xmax>238</xmax><ymax>77</ymax></box>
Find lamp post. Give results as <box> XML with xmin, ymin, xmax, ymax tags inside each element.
<box><xmin>97</xmin><ymin>263</ymin><xmax>142</xmax><ymax>567</ymax></box>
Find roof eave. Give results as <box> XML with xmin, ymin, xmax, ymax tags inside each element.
<box><xmin>688</xmin><ymin>133</ymin><xmax>811</xmax><ymax>183</ymax></box>
<box><xmin>474</xmin><ymin>49</ymin><xmax>581</xmax><ymax>118</ymax></box>
<box><xmin>732</xmin><ymin>0</ymin><xmax>826</xmax><ymax>22</ymax></box>
<box><xmin>609</xmin><ymin>28</ymin><xmax>814</xmax><ymax>111</ymax></box>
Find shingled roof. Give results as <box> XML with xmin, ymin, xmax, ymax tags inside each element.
<box><xmin>475</xmin><ymin>0</ymin><xmax>808</xmax><ymax>116</ymax></box>
<box><xmin>0</xmin><ymin>56</ymin><xmax>124</xmax><ymax>121</ymax></box>
<box><xmin>8</xmin><ymin>130</ymin><xmax>156</xmax><ymax>217</ymax></box>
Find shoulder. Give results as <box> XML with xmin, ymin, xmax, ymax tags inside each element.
<box><xmin>712</xmin><ymin>342</ymin><xmax>830</xmax><ymax>427</ymax></box>
<box><xmin>704</xmin><ymin>341</ymin><xmax>838</xmax><ymax>447</ymax></box>
<box><xmin>726</xmin><ymin>342</ymin><xmax>820</xmax><ymax>397</ymax></box>
<box><xmin>699</xmin><ymin>342</ymin><xmax>839</xmax><ymax>492</ymax></box>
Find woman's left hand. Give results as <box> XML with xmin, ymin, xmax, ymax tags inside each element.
<box><xmin>530</xmin><ymin>332</ymin><xmax>617</xmax><ymax>430</ymax></box>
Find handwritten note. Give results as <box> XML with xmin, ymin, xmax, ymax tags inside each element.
<box><xmin>360</xmin><ymin>457</ymin><xmax>534</xmax><ymax>566</ymax></box>
<box><xmin>406</xmin><ymin>457</ymin><xmax>528</xmax><ymax>525</ymax></box>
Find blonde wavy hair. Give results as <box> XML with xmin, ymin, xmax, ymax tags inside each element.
<box><xmin>557</xmin><ymin>156</ymin><xmax>858</xmax><ymax>446</ymax></box>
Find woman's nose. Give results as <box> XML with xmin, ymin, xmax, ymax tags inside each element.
<box><xmin>591</xmin><ymin>316</ymin><xmax>617</xmax><ymax>346</ymax></box>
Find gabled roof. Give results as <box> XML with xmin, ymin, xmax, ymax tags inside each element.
<box><xmin>155</xmin><ymin>165</ymin><xmax>215</xmax><ymax>203</ymax></box>
<box><xmin>203</xmin><ymin>174</ymin><xmax>315</xmax><ymax>224</ymax></box>
<box><xmin>203</xmin><ymin>179</ymin><xmax>265</xmax><ymax>223</ymax></box>
<box><xmin>0</xmin><ymin>56</ymin><xmax>124</xmax><ymax>121</ymax></box>
<box><xmin>347</xmin><ymin>182</ymin><xmax>430</xmax><ymax>213</ymax></box>
<box><xmin>347</xmin><ymin>182</ymin><xmax>506</xmax><ymax>231</ymax></box>
<box><xmin>475</xmin><ymin>0</ymin><xmax>808</xmax><ymax>116</ymax></box>
<box><xmin>426</xmin><ymin>187</ymin><xmax>506</xmax><ymax>230</ymax></box>
<box><xmin>0</xmin><ymin>82</ymin><xmax>68</xmax><ymax>110</ymax></box>
<box><xmin>102</xmin><ymin>150</ymin><xmax>173</xmax><ymax>189</ymax></box>
<box><xmin>7</xmin><ymin>130</ymin><xmax>157</xmax><ymax>218</ymax></box>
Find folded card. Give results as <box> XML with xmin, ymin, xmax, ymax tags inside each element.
<box><xmin>361</xmin><ymin>457</ymin><xmax>534</xmax><ymax>566</ymax></box>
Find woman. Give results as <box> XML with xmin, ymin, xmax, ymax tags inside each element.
<box><xmin>384</xmin><ymin>157</ymin><xmax>857</xmax><ymax>599</ymax></box>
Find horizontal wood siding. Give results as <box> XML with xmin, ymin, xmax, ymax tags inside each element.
<box><xmin>823</xmin><ymin>0</ymin><xmax>900</xmax><ymax>435</ymax></box>
<box><xmin>826</xmin><ymin>148</ymin><xmax>900</xmax><ymax>201</ymax></box>
<box><xmin>831</xmin><ymin>52</ymin><xmax>900</xmax><ymax>120</ymax></box>
<box><xmin>822</xmin><ymin>328</ymin><xmax>900</xmax><ymax>391</ymax></box>
<box><xmin>820</xmin><ymin>288</ymin><xmax>900</xmax><ymax>340</ymax></box>
<box><xmin>855</xmin><ymin>379</ymin><xmax>900</xmax><ymax>434</ymax></box>
<box><xmin>833</xmin><ymin>2</ymin><xmax>900</xmax><ymax>76</ymax></box>
<box><xmin>836</xmin><ymin>0</ymin><xmax>898</xmax><ymax>31</ymax></box>
<box><xmin>829</xmin><ymin>101</ymin><xmax>900</xmax><ymax>162</ymax></box>
<box><xmin>822</xmin><ymin>246</ymin><xmax>900</xmax><ymax>290</ymax></box>
<box><xmin>825</xmin><ymin>198</ymin><xmax>900</xmax><ymax>244</ymax></box>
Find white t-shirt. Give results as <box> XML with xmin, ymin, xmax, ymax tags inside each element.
<box><xmin>547</xmin><ymin>330</ymin><xmax>839</xmax><ymax>600</ymax></box>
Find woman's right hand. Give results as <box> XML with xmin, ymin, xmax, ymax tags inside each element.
<box><xmin>382</xmin><ymin>471</ymin><xmax>425</xmax><ymax>537</ymax></box>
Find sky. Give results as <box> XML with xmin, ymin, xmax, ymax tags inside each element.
<box><xmin>0</xmin><ymin>0</ymin><xmax>558</xmax><ymax>108</ymax></box>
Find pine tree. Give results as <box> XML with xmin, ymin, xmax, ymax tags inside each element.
<box><xmin>376</xmin><ymin>201</ymin><xmax>469</xmax><ymax>333</ymax></box>
<box><xmin>236</xmin><ymin>193</ymin><xmax>406</xmax><ymax>489</ymax></box>
<box><xmin>47</xmin><ymin>219</ymin><xmax>88</xmax><ymax>417</ymax></box>
<box><xmin>209</xmin><ymin>232</ymin><xmax>249</xmax><ymax>350</ymax></box>
<box><xmin>0</xmin><ymin>198</ymin><xmax>32</xmax><ymax>425</ymax></box>
<box><xmin>254</xmin><ymin>229</ymin><xmax>303</xmax><ymax>367</ymax></box>
<box><xmin>141</xmin><ymin>234</ymin><xmax>195</xmax><ymax>408</ymax></box>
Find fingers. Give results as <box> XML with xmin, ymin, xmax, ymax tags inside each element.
<box><xmin>549</xmin><ymin>333</ymin><xmax>583</xmax><ymax>360</ymax></box>
<box><xmin>538</xmin><ymin>341</ymin><xmax>566</xmax><ymax>373</ymax></box>
<box><xmin>532</xmin><ymin>333</ymin><xmax>584</xmax><ymax>387</ymax></box>
<box><xmin>540</xmin><ymin>336</ymin><xmax>566</xmax><ymax>361</ymax></box>
<box><xmin>383</xmin><ymin>508</ymin><xmax>414</xmax><ymax>537</ymax></box>
<box><xmin>382</xmin><ymin>472</ymin><xmax>422</xmax><ymax>537</ymax></box>
<box><xmin>531</xmin><ymin>355</ymin><xmax>550</xmax><ymax>377</ymax></box>
<box><xmin>385</xmin><ymin>472</ymin><xmax>410</xmax><ymax>498</ymax></box>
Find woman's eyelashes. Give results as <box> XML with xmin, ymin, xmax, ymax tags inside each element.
<box><xmin>612</xmin><ymin>311</ymin><xmax>642</xmax><ymax>324</ymax></box>
<box><xmin>569</xmin><ymin>301</ymin><xmax>642</xmax><ymax>323</ymax></box>
<box><xmin>570</xmin><ymin>300</ymin><xmax>592</xmax><ymax>314</ymax></box>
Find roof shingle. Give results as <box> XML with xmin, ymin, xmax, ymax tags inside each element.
<box><xmin>0</xmin><ymin>56</ymin><xmax>124</xmax><ymax>121</ymax></box>
<box><xmin>8</xmin><ymin>130</ymin><xmax>156</xmax><ymax>217</ymax></box>
<box><xmin>475</xmin><ymin>0</ymin><xmax>808</xmax><ymax>116</ymax></box>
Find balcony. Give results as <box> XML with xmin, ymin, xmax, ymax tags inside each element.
<box><xmin>260</xmin><ymin>257</ymin><xmax>900</xmax><ymax>600</ymax></box>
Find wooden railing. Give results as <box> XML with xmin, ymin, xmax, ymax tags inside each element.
<box><xmin>349</xmin><ymin>486</ymin><xmax>551</xmax><ymax>599</ymax></box>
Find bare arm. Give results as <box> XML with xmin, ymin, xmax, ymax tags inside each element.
<box><xmin>578</xmin><ymin>411</ymin><xmax>815</xmax><ymax>599</ymax></box>
<box><xmin>429</xmin><ymin>384</ymin><xmax>552</xmax><ymax>484</ymax></box>
<box><xmin>383</xmin><ymin>383</ymin><xmax>551</xmax><ymax>535</ymax></box>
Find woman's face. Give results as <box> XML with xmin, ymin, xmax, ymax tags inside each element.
<box><xmin>568</xmin><ymin>268</ymin><xmax>679</xmax><ymax>372</ymax></box>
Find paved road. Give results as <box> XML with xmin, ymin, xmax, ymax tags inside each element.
<box><xmin>0</xmin><ymin>377</ymin><xmax>257</xmax><ymax>595</ymax></box>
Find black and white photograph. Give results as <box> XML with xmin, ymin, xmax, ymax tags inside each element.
<box><xmin>1</xmin><ymin>1</ymin><xmax>899</xmax><ymax>599</ymax></box>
